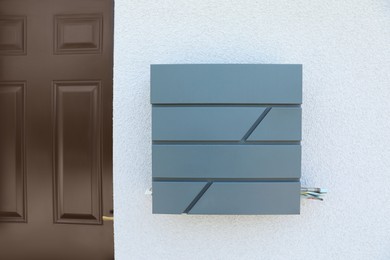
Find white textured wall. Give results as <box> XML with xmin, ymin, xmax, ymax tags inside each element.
<box><xmin>113</xmin><ymin>1</ymin><xmax>390</xmax><ymax>259</ymax></box>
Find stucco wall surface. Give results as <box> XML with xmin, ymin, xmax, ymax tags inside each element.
<box><xmin>113</xmin><ymin>1</ymin><xmax>390</xmax><ymax>259</ymax></box>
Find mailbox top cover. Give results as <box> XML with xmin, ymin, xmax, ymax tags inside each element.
<box><xmin>151</xmin><ymin>64</ymin><xmax>302</xmax><ymax>104</ymax></box>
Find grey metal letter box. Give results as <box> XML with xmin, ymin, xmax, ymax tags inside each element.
<box><xmin>151</xmin><ymin>64</ymin><xmax>302</xmax><ymax>215</ymax></box>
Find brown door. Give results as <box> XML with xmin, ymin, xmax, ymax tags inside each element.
<box><xmin>0</xmin><ymin>0</ymin><xmax>113</xmax><ymax>259</ymax></box>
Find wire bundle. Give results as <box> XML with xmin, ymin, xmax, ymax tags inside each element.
<box><xmin>301</xmin><ymin>187</ymin><xmax>327</xmax><ymax>201</ymax></box>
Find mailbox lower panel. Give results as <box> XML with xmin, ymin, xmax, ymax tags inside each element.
<box><xmin>153</xmin><ymin>144</ymin><xmax>301</xmax><ymax>179</ymax></box>
<box><xmin>153</xmin><ymin>181</ymin><xmax>300</xmax><ymax>215</ymax></box>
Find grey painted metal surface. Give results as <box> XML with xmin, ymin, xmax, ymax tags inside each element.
<box><xmin>247</xmin><ymin>107</ymin><xmax>302</xmax><ymax>141</ymax></box>
<box><xmin>151</xmin><ymin>64</ymin><xmax>302</xmax><ymax>104</ymax></box>
<box><xmin>152</xmin><ymin>107</ymin><xmax>266</xmax><ymax>141</ymax></box>
<box><xmin>152</xmin><ymin>181</ymin><xmax>207</xmax><ymax>214</ymax></box>
<box><xmin>151</xmin><ymin>64</ymin><xmax>302</xmax><ymax>215</ymax></box>
<box><xmin>153</xmin><ymin>145</ymin><xmax>301</xmax><ymax>179</ymax></box>
<box><xmin>190</xmin><ymin>182</ymin><xmax>301</xmax><ymax>214</ymax></box>
<box><xmin>153</xmin><ymin>106</ymin><xmax>301</xmax><ymax>141</ymax></box>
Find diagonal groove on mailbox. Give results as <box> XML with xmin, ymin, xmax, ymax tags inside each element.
<box><xmin>183</xmin><ymin>182</ymin><xmax>213</xmax><ymax>214</ymax></box>
<box><xmin>241</xmin><ymin>107</ymin><xmax>272</xmax><ymax>142</ymax></box>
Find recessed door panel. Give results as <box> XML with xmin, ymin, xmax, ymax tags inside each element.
<box><xmin>54</xmin><ymin>14</ymin><xmax>103</xmax><ymax>54</ymax></box>
<box><xmin>0</xmin><ymin>82</ymin><xmax>26</xmax><ymax>222</ymax></box>
<box><xmin>53</xmin><ymin>81</ymin><xmax>101</xmax><ymax>224</ymax></box>
<box><xmin>0</xmin><ymin>16</ymin><xmax>26</xmax><ymax>55</ymax></box>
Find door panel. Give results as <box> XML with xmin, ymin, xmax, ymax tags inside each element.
<box><xmin>53</xmin><ymin>81</ymin><xmax>102</xmax><ymax>225</ymax></box>
<box><xmin>0</xmin><ymin>0</ymin><xmax>113</xmax><ymax>259</ymax></box>
<box><xmin>0</xmin><ymin>82</ymin><xmax>26</xmax><ymax>222</ymax></box>
<box><xmin>54</xmin><ymin>14</ymin><xmax>103</xmax><ymax>55</ymax></box>
<box><xmin>0</xmin><ymin>16</ymin><xmax>26</xmax><ymax>55</ymax></box>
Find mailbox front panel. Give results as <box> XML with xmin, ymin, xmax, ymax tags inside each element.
<box><xmin>151</xmin><ymin>64</ymin><xmax>302</xmax><ymax>215</ymax></box>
